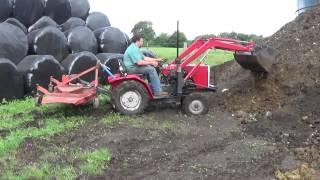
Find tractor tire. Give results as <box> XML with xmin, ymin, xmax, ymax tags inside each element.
<box><xmin>182</xmin><ymin>93</ymin><xmax>209</xmax><ymax>116</ymax></box>
<box><xmin>111</xmin><ymin>80</ymin><xmax>149</xmax><ymax>115</ymax></box>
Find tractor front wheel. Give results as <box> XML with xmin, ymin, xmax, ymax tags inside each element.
<box><xmin>111</xmin><ymin>81</ymin><xmax>149</xmax><ymax>115</ymax></box>
<box><xmin>182</xmin><ymin>93</ymin><xmax>209</xmax><ymax>116</ymax></box>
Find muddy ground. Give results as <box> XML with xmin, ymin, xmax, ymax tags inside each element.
<box><xmin>12</xmin><ymin>87</ymin><xmax>320</xmax><ymax>180</ymax></box>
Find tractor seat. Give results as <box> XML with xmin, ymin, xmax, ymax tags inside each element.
<box><xmin>101</xmin><ymin>55</ymin><xmax>147</xmax><ymax>79</ymax></box>
<box><xmin>101</xmin><ymin>54</ymin><xmax>127</xmax><ymax>76</ymax></box>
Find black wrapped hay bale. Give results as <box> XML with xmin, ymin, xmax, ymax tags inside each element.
<box><xmin>66</xmin><ymin>26</ymin><xmax>98</xmax><ymax>54</ymax></box>
<box><xmin>28</xmin><ymin>26</ymin><xmax>69</xmax><ymax>62</ymax></box>
<box><xmin>70</xmin><ymin>0</ymin><xmax>90</xmax><ymax>20</ymax></box>
<box><xmin>45</xmin><ymin>0</ymin><xmax>72</xmax><ymax>24</ymax></box>
<box><xmin>60</xmin><ymin>17</ymin><xmax>85</xmax><ymax>32</ymax></box>
<box><xmin>86</xmin><ymin>12</ymin><xmax>111</xmax><ymax>31</ymax></box>
<box><xmin>0</xmin><ymin>23</ymin><xmax>28</xmax><ymax>65</ymax></box>
<box><xmin>97</xmin><ymin>53</ymin><xmax>125</xmax><ymax>76</ymax></box>
<box><xmin>0</xmin><ymin>0</ymin><xmax>13</xmax><ymax>22</ymax></box>
<box><xmin>13</xmin><ymin>0</ymin><xmax>45</xmax><ymax>27</ymax></box>
<box><xmin>94</xmin><ymin>27</ymin><xmax>129</xmax><ymax>54</ymax></box>
<box><xmin>124</xmin><ymin>33</ymin><xmax>130</xmax><ymax>46</ymax></box>
<box><xmin>0</xmin><ymin>58</ymin><xmax>24</xmax><ymax>100</ymax></box>
<box><xmin>28</xmin><ymin>16</ymin><xmax>58</xmax><ymax>33</ymax></box>
<box><xmin>4</xmin><ymin>18</ymin><xmax>28</xmax><ymax>34</ymax></box>
<box><xmin>17</xmin><ymin>55</ymin><xmax>63</xmax><ymax>94</ymax></box>
<box><xmin>61</xmin><ymin>52</ymin><xmax>97</xmax><ymax>82</ymax></box>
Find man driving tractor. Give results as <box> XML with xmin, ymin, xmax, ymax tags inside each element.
<box><xmin>123</xmin><ymin>34</ymin><xmax>168</xmax><ymax>97</ymax></box>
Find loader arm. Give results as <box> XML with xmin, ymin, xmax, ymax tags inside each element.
<box><xmin>169</xmin><ymin>37</ymin><xmax>276</xmax><ymax>74</ymax></box>
<box><xmin>173</xmin><ymin>38</ymin><xmax>254</xmax><ymax>69</ymax></box>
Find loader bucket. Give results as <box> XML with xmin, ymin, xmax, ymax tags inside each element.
<box><xmin>234</xmin><ymin>47</ymin><xmax>277</xmax><ymax>73</ymax></box>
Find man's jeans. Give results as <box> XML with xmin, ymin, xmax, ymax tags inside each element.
<box><xmin>127</xmin><ymin>65</ymin><xmax>162</xmax><ymax>93</ymax></box>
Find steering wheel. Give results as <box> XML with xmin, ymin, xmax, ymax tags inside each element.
<box><xmin>158</xmin><ymin>58</ymin><xmax>169</xmax><ymax>68</ymax></box>
<box><xmin>155</xmin><ymin>58</ymin><xmax>168</xmax><ymax>75</ymax></box>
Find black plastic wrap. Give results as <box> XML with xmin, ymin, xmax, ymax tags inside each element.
<box><xmin>0</xmin><ymin>23</ymin><xmax>28</xmax><ymax>65</ymax></box>
<box><xmin>97</xmin><ymin>53</ymin><xmax>125</xmax><ymax>76</ymax></box>
<box><xmin>70</xmin><ymin>0</ymin><xmax>90</xmax><ymax>19</ymax></box>
<box><xmin>17</xmin><ymin>55</ymin><xmax>63</xmax><ymax>94</ymax></box>
<box><xmin>0</xmin><ymin>0</ymin><xmax>13</xmax><ymax>22</ymax></box>
<box><xmin>0</xmin><ymin>58</ymin><xmax>24</xmax><ymax>100</ymax></box>
<box><xmin>28</xmin><ymin>26</ymin><xmax>69</xmax><ymax>62</ymax></box>
<box><xmin>86</xmin><ymin>12</ymin><xmax>111</xmax><ymax>31</ymax></box>
<box><xmin>124</xmin><ymin>33</ymin><xmax>130</xmax><ymax>47</ymax></box>
<box><xmin>4</xmin><ymin>18</ymin><xmax>28</xmax><ymax>34</ymax></box>
<box><xmin>141</xmin><ymin>49</ymin><xmax>157</xmax><ymax>58</ymax></box>
<box><xmin>45</xmin><ymin>0</ymin><xmax>72</xmax><ymax>24</ymax></box>
<box><xmin>13</xmin><ymin>0</ymin><xmax>45</xmax><ymax>27</ymax></box>
<box><xmin>66</xmin><ymin>26</ymin><xmax>98</xmax><ymax>54</ymax></box>
<box><xmin>94</xmin><ymin>27</ymin><xmax>128</xmax><ymax>54</ymax></box>
<box><xmin>59</xmin><ymin>17</ymin><xmax>85</xmax><ymax>32</ymax></box>
<box><xmin>28</xmin><ymin>16</ymin><xmax>58</xmax><ymax>33</ymax></box>
<box><xmin>61</xmin><ymin>51</ymin><xmax>97</xmax><ymax>82</ymax></box>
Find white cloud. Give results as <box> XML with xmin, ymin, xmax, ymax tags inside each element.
<box><xmin>89</xmin><ymin>0</ymin><xmax>297</xmax><ymax>39</ymax></box>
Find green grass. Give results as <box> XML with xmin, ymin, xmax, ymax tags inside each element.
<box><xmin>19</xmin><ymin>163</ymin><xmax>77</xmax><ymax>180</ymax></box>
<box><xmin>0</xmin><ymin>98</ymin><xmax>36</xmax><ymax>130</ymax></box>
<box><xmin>0</xmin><ymin>117</ymin><xmax>83</xmax><ymax>157</ymax></box>
<box><xmin>78</xmin><ymin>149</ymin><xmax>112</xmax><ymax>175</ymax></box>
<box><xmin>3</xmin><ymin>163</ymin><xmax>74</xmax><ymax>180</ymax></box>
<box><xmin>144</xmin><ymin>47</ymin><xmax>234</xmax><ymax>66</ymax></box>
<box><xmin>101</xmin><ymin>112</ymin><xmax>124</xmax><ymax>126</ymax></box>
<box><xmin>0</xmin><ymin>96</ymin><xmax>112</xmax><ymax>179</ymax></box>
<box><xmin>0</xmin><ymin>98</ymin><xmax>36</xmax><ymax>115</ymax></box>
<box><xmin>1</xmin><ymin>148</ymin><xmax>112</xmax><ymax>179</ymax></box>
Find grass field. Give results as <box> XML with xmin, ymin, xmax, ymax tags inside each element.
<box><xmin>145</xmin><ymin>47</ymin><xmax>234</xmax><ymax>66</ymax></box>
<box><xmin>0</xmin><ymin>97</ymin><xmax>114</xmax><ymax>179</ymax></box>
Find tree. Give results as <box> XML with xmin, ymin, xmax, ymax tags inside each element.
<box><xmin>167</xmin><ymin>31</ymin><xmax>188</xmax><ymax>48</ymax></box>
<box><xmin>194</xmin><ymin>34</ymin><xmax>216</xmax><ymax>40</ymax></box>
<box><xmin>131</xmin><ymin>21</ymin><xmax>156</xmax><ymax>42</ymax></box>
<box><xmin>218</xmin><ymin>32</ymin><xmax>263</xmax><ymax>42</ymax></box>
<box><xmin>219</xmin><ymin>32</ymin><xmax>238</xmax><ymax>39</ymax></box>
<box><xmin>153</xmin><ymin>33</ymin><xmax>169</xmax><ymax>47</ymax></box>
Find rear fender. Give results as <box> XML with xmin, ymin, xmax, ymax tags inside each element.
<box><xmin>108</xmin><ymin>74</ymin><xmax>154</xmax><ymax>99</ymax></box>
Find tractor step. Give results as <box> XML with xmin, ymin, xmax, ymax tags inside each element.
<box><xmin>153</xmin><ymin>95</ymin><xmax>173</xmax><ymax>100</ymax></box>
<box><xmin>234</xmin><ymin>47</ymin><xmax>277</xmax><ymax>73</ymax></box>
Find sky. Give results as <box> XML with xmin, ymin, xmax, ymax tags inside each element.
<box><xmin>88</xmin><ymin>0</ymin><xmax>297</xmax><ymax>40</ymax></box>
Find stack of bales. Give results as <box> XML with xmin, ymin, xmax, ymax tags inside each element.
<box><xmin>0</xmin><ymin>0</ymin><xmax>130</xmax><ymax>101</ymax></box>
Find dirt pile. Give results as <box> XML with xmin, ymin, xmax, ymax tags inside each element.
<box><xmin>211</xmin><ymin>7</ymin><xmax>320</xmax><ymax>114</ymax></box>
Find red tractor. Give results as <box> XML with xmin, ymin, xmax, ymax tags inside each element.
<box><xmin>36</xmin><ymin>37</ymin><xmax>276</xmax><ymax>115</ymax></box>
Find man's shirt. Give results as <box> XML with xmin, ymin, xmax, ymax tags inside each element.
<box><xmin>123</xmin><ymin>43</ymin><xmax>145</xmax><ymax>69</ymax></box>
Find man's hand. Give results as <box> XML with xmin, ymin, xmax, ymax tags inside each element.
<box><xmin>155</xmin><ymin>58</ymin><xmax>164</xmax><ymax>62</ymax></box>
<box><xmin>151</xmin><ymin>60</ymin><xmax>159</xmax><ymax>67</ymax></box>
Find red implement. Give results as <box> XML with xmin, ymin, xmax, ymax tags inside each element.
<box><xmin>36</xmin><ymin>64</ymin><xmax>100</xmax><ymax>106</ymax></box>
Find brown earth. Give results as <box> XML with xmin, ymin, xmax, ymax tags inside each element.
<box><xmin>211</xmin><ymin>7</ymin><xmax>320</xmax><ymax>114</ymax></box>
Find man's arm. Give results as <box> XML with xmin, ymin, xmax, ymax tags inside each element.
<box><xmin>137</xmin><ymin>59</ymin><xmax>158</xmax><ymax>67</ymax></box>
<box><xmin>144</xmin><ymin>56</ymin><xmax>163</xmax><ymax>62</ymax></box>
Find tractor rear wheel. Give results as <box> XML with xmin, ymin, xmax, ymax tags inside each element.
<box><xmin>111</xmin><ymin>80</ymin><xmax>149</xmax><ymax>115</ymax></box>
<box><xmin>182</xmin><ymin>93</ymin><xmax>209</xmax><ymax>116</ymax></box>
